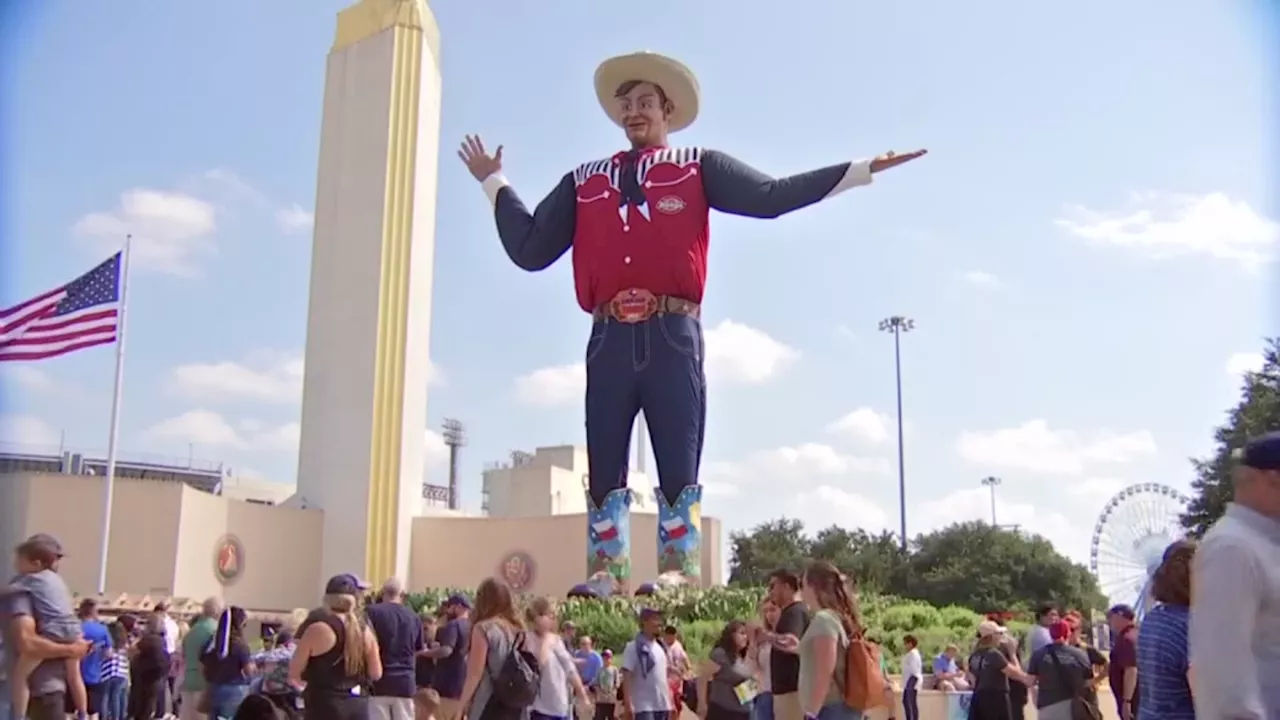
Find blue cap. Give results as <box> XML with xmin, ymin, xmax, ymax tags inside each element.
<box><xmin>639</xmin><ymin>607</ymin><xmax>663</xmax><ymax>621</ymax></box>
<box><xmin>445</xmin><ymin>594</ymin><xmax>471</xmax><ymax>609</ymax></box>
<box><xmin>1107</xmin><ymin>604</ymin><xmax>1135</xmax><ymax>620</ymax></box>
<box><xmin>1240</xmin><ymin>431</ymin><xmax>1280</xmax><ymax>471</ymax></box>
<box><xmin>324</xmin><ymin>574</ymin><xmax>370</xmax><ymax>595</ymax></box>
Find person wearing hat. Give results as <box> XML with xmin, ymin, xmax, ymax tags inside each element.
<box><xmin>425</xmin><ymin>594</ymin><xmax>471</xmax><ymax>720</ymax></box>
<box><xmin>288</xmin><ymin>574</ymin><xmax>382</xmax><ymax>720</ymax></box>
<box><xmin>1190</xmin><ymin>430</ymin><xmax>1280</xmax><ymax>720</ymax></box>
<box><xmin>458</xmin><ymin>52</ymin><xmax>927</xmax><ymax>593</ymax></box>
<box><xmin>619</xmin><ymin>608</ymin><xmax>672</xmax><ymax>720</ymax></box>
<box><xmin>965</xmin><ymin>620</ymin><xmax>1030</xmax><ymax>720</ymax></box>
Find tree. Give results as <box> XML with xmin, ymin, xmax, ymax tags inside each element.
<box><xmin>728</xmin><ymin>518</ymin><xmax>1103</xmax><ymax>614</ymax></box>
<box><xmin>1182</xmin><ymin>338</ymin><xmax>1280</xmax><ymax>537</ymax></box>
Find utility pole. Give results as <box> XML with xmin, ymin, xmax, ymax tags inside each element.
<box><xmin>441</xmin><ymin>418</ymin><xmax>466</xmax><ymax>510</ymax></box>
<box><xmin>981</xmin><ymin>476</ymin><xmax>1002</xmax><ymax>526</ymax></box>
<box><xmin>878</xmin><ymin>315</ymin><xmax>914</xmax><ymax>550</ymax></box>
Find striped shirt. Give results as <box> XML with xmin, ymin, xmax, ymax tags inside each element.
<box><xmin>1136</xmin><ymin>604</ymin><xmax>1194</xmax><ymax>720</ymax></box>
<box><xmin>104</xmin><ymin>650</ymin><xmax>130</xmax><ymax>680</ymax></box>
<box><xmin>1190</xmin><ymin>503</ymin><xmax>1280</xmax><ymax>720</ymax></box>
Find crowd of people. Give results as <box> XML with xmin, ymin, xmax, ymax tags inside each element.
<box><xmin>1</xmin><ymin>434</ymin><xmax>1276</xmax><ymax>720</ymax></box>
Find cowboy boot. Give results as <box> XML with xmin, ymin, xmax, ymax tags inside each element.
<box><xmin>655</xmin><ymin>484</ymin><xmax>702</xmax><ymax>586</ymax></box>
<box><xmin>585</xmin><ymin>487</ymin><xmax>632</xmax><ymax>596</ymax></box>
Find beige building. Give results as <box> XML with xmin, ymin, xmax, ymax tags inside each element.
<box><xmin>0</xmin><ymin>443</ymin><xmax>723</xmax><ymax>611</ymax></box>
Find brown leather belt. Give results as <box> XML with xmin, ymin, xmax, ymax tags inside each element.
<box><xmin>592</xmin><ymin>289</ymin><xmax>701</xmax><ymax>324</ymax></box>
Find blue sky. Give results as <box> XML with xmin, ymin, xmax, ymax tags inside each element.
<box><xmin>1</xmin><ymin>0</ymin><xmax>1276</xmax><ymax>592</ymax></box>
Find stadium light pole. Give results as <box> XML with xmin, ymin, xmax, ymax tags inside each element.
<box><xmin>878</xmin><ymin>315</ymin><xmax>914</xmax><ymax>551</ymax></box>
<box><xmin>981</xmin><ymin>476</ymin><xmax>1002</xmax><ymax>526</ymax></box>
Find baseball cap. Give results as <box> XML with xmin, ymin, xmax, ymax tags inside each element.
<box><xmin>1107</xmin><ymin>604</ymin><xmax>1136</xmax><ymax>620</ymax></box>
<box><xmin>602</xmin><ymin>649</ymin><xmax>613</xmax><ymax>658</ymax></box>
<box><xmin>21</xmin><ymin>533</ymin><xmax>64</xmax><ymax>556</ymax></box>
<box><xmin>445</xmin><ymin>594</ymin><xmax>471</xmax><ymax>609</ymax></box>
<box><xmin>324</xmin><ymin>573</ymin><xmax>370</xmax><ymax>595</ymax></box>
<box><xmin>639</xmin><ymin>607</ymin><xmax>664</xmax><ymax>621</ymax></box>
<box><xmin>1049</xmin><ymin>620</ymin><xmax>1072</xmax><ymax>641</ymax></box>
<box><xmin>977</xmin><ymin>620</ymin><xmax>1005</xmax><ymax>638</ymax></box>
<box><xmin>1239</xmin><ymin>431</ymin><xmax>1280</xmax><ymax>471</ymax></box>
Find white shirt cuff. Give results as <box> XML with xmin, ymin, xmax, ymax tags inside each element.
<box><xmin>481</xmin><ymin>173</ymin><xmax>510</xmax><ymax>207</ymax></box>
<box><xmin>825</xmin><ymin>159</ymin><xmax>873</xmax><ymax>198</ymax></box>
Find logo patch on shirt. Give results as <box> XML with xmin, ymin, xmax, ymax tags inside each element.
<box><xmin>656</xmin><ymin>195</ymin><xmax>686</xmax><ymax>215</ymax></box>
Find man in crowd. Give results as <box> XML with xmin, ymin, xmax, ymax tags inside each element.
<box><xmin>426</xmin><ymin>595</ymin><xmax>471</xmax><ymax>720</ymax></box>
<box><xmin>180</xmin><ymin>597</ymin><xmax>222</xmax><ymax>720</ymax></box>
<box><xmin>1191</xmin><ymin>431</ymin><xmax>1280</xmax><ymax>719</ymax></box>
<box><xmin>1</xmin><ymin>535</ymin><xmax>94</xmax><ymax>720</ymax></box>
<box><xmin>1106</xmin><ymin>604</ymin><xmax>1138</xmax><ymax>720</ymax></box>
<box><xmin>77</xmin><ymin>598</ymin><xmax>112</xmax><ymax>719</ymax></box>
<box><xmin>767</xmin><ymin>569</ymin><xmax>808</xmax><ymax>720</ymax></box>
<box><xmin>931</xmin><ymin>645</ymin><xmax>969</xmax><ymax>692</ymax></box>
<box><xmin>620</xmin><ymin>608</ymin><xmax>672</xmax><ymax>720</ymax></box>
<box><xmin>367</xmin><ymin>578</ymin><xmax>426</xmax><ymax>720</ymax></box>
<box><xmin>1025</xmin><ymin>605</ymin><xmax>1058</xmax><ymax>660</ymax></box>
<box><xmin>153</xmin><ymin>601</ymin><xmax>180</xmax><ymax>719</ymax></box>
<box><xmin>575</xmin><ymin>636</ymin><xmax>604</xmax><ymax>693</ymax></box>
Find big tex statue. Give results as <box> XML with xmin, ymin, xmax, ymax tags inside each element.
<box><xmin>459</xmin><ymin>51</ymin><xmax>925</xmax><ymax>592</ymax></box>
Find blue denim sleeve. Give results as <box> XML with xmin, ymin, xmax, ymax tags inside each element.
<box><xmin>701</xmin><ymin>150</ymin><xmax>873</xmax><ymax>219</ymax></box>
<box><xmin>493</xmin><ymin>172</ymin><xmax>576</xmax><ymax>271</ymax></box>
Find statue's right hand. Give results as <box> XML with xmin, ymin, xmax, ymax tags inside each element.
<box><xmin>457</xmin><ymin>134</ymin><xmax>504</xmax><ymax>182</ymax></box>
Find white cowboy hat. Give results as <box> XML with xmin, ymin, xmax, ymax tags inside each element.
<box><xmin>594</xmin><ymin>51</ymin><xmax>700</xmax><ymax>133</ymax></box>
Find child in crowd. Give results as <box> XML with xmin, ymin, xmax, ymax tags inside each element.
<box><xmin>102</xmin><ymin>622</ymin><xmax>132</xmax><ymax>720</ymax></box>
<box><xmin>7</xmin><ymin>534</ymin><xmax>89</xmax><ymax>720</ymax></box>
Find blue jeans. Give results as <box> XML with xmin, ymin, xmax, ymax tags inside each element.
<box><xmin>634</xmin><ymin>712</ymin><xmax>672</xmax><ymax>720</ymax></box>
<box><xmin>816</xmin><ymin>702</ymin><xmax>862</xmax><ymax>720</ymax></box>
<box><xmin>103</xmin><ymin>677</ymin><xmax>129</xmax><ymax>720</ymax></box>
<box><xmin>753</xmin><ymin>692</ymin><xmax>774</xmax><ymax>720</ymax></box>
<box><xmin>584</xmin><ymin>313</ymin><xmax>706</xmax><ymax>507</ymax></box>
<box><xmin>208</xmin><ymin>684</ymin><xmax>249</xmax><ymax>720</ymax></box>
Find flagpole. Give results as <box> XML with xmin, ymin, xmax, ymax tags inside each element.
<box><xmin>96</xmin><ymin>235</ymin><xmax>133</xmax><ymax>595</ymax></box>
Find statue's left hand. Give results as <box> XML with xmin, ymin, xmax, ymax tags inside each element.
<box><xmin>870</xmin><ymin>149</ymin><xmax>928</xmax><ymax>173</ymax></box>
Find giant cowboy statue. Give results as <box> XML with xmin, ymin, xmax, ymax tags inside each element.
<box><xmin>459</xmin><ymin>51</ymin><xmax>926</xmax><ymax>593</ymax></box>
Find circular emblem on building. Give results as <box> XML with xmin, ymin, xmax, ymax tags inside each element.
<box><xmin>498</xmin><ymin>551</ymin><xmax>536</xmax><ymax>591</ymax></box>
<box><xmin>213</xmin><ymin>535</ymin><xmax>245</xmax><ymax>585</ymax></box>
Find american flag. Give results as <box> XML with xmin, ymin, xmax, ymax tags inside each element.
<box><xmin>0</xmin><ymin>253</ymin><xmax>122</xmax><ymax>362</ymax></box>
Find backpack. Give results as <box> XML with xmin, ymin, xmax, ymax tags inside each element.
<box><xmin>841</xmin><ymin>626</ymin><xmax>887</xmax><ymax>711</ymax></box>
<box><xmin>489</xmin><ymin>630</ymin><xmax>541</xmax><ymax>709</ymax></box>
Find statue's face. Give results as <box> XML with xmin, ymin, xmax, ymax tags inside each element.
<box><xmin>615</xmin><ymin>81</ymin><xmax>670</xmax><ymax>147</ymax></box>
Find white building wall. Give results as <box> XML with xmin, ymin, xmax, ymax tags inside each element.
<box><xmin>482</xmin><ymin>445</ymin><xmax>658</xmax><ymax>518</ymax></box>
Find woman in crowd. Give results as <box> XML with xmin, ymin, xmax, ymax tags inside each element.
<box><xmin>697</xmin><ymin>620</ymin><xmax>755</xmax><ymax>720</ymax></box>
<box><xmin>1063</xmin><ymin>612</ymin><xmax>1107</xmax><ymax>714</ymax></box>
<box><xmin>287</xmin><ymin>574</ymin><xmax>384</xmax><ymax>720</ymax></box>
<box><xmin>201</xmin><ymin>606</ymin><xmax>255</xmax><ymax>720</ymax></box>
<box><xmin>751</xmin><ymin>599</ymin><xmax>778</xmax><ymax>720</ymax></box>
<box><xmin>458</xmin><ymin>578</ymin><xmax>525</xmax><ymax>720</ymax></box>
<box><xmin>901</xmin><ymin>635</ymin><xmax>922</xmax><ymax>720</ymax></box>
<box><xmin>794</xmin><ymin>560</ymin><xmax>857</xmax><ymax>720</ymax></box>
<box><xmin>525</xmin><ymin>596</ymin><xmax>591</xmax><ymax>720</ymax></box>
<box><xmin>1136</xmin><ymin>540</ymin><xmax>1196</xmax><ymax>720</ymax></box>
<box><xmin>130</xmin><ymin>613</ymin><xmax>171</xmax><ymax>720</ymax></box>
<box><xmin>966</xmin><ymin>621</ymin><xmax>1031</xmax><ymax>720</ymax></box>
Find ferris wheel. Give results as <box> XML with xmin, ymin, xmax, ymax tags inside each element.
<box><xmin>1089</xmin><ymin>482</ymin><xmax>1190</xmax><ymax>611</ymax></box>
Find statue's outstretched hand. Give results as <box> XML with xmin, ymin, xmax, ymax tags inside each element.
<box><xmin>457</xmin><ymin>134</ymin><xmax>504</xmax><ymax>182</ymax></box>
<box><xmin>870</xmin><ymin>149</ymin><xmax>927</xmax><ymax>174</ymax></box>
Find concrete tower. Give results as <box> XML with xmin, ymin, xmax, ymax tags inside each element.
<box><xmin>295</xmin><ymin>0</ymin><xmax>442</xmax><ymax>585</ymax></box>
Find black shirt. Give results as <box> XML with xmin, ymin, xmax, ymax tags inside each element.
<box><xmin>967</xmin><ymin>648</ymin><xmax>1009</xmax><ymax>692</ymax></box>
<box><xmin>365</xmin><ymin>602</ymin><xmax>424</xmax><ymax>698</ymax></box>
<box><xmin>769</xmin><ymin>601</ymin><xmax>809</xmax><ymax>694</ymax></box>
<box><xmin>202</xmin><ymin>641</ymin><xmax>252</xmax><ymax>686</ymax></box>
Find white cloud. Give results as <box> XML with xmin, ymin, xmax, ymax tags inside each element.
<box><xmin>1055</xmin><ymin>192</ymin><xmax>1278</xmax><ymax>268</ymax></box>
<box><xmin>73</xmin><ymin>189</ymin><xmax>217</xmax><ymax>276</ymax></box>
<box><xmin>1225</xmin><ymin>351</ymin><xmax>1265</xmax><ymax>377</ymax></box>
<box><xmin>514</xmin><ymin>320</ymin><xmax>797</xmax><ymax>406</ymax></box>
<box><xmin>704</xmin><ymin>320</ymin><xmax>799</xmax><ymax>384</ymax></box>
<box><xmin>144</xmin><ymin>410</ymin><xmax>299</xmax><ymax>452</ymax></box>
<box><xmin>276</xmin><ymin>204</ymin><xmax>315</xmax><ymax>234</ymax></box>
<box><xmin>0</xmin><ymin>365</ymin><xmax>56</xmax><ymax>392</ymax></box>
<box><xmin>792</xmin><ymin>485</ymin><xmax>893</xmax><ymax>535</ymax></box>
<box><xmin>916</xmin><ymin>487</ymin><xmax>1088</xmax><ymax>563</ymax></box>
<box><xmin>0</xmin><ymin>414</ymin><xmax>61</xmax><ymax>449</ymax></box>
<box><xmin>202</xmin><ymin>169</ymin><xmax>269</xmax><ymax>205</ymax></box>
<box><xmin>424</xmin><ymin>429</ymin><xmax>449</xmax><ymax>465</ymax></box>
<box><xmin>827</xmin><ymin>407</ymin><xmax>893</xmax><ymax>445</ymax></box>
<box><xmin>955</xmin><ymin>420</ymin><xmax>1157</xmax><ymax>475</ymax></box>
<box><xmin>702</xmin><ymin>442</ymin><xmax>890</xmax><ymax>499</ymax></box>
<box><xmin>171</xmin><ymin>351</ymin><xmax>442</xmax><ymax>405</ymax></box>
<box><xmin>962</xmin><ymin>270</ymin><xmax>1002</xmax><ymax>288</ymax></box>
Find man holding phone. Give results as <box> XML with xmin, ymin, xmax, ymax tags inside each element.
<box><xmin>766</xmin><ymin>570</ymin><xmax>807</xmax><ymax>720</ymax></box>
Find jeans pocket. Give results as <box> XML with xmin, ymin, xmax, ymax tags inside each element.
<box><xmin>585</xmin><ymin>321</ymin><xmax>610</xmax><ymax>366</ymax></box>
<box><xmin>657</xmin><ymin>313</ymin><xmax>702</xmax><ymax>360</ymax></box>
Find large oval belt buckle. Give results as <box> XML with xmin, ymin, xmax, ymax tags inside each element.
<box><xmin>610</xmin><ymin>289</ymin><xmax>658</xmax><ymax>324</ymax></box>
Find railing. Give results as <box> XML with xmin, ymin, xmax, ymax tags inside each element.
<box><xmin>0</xmin><ymin>441</ymin><xmax>225</xmax><ymax>474</ymax></box>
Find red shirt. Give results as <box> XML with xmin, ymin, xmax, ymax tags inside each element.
<box><xmin>570</xmin><ymin>147</ymin><xmax>709</xmax><ymax>312</ymax></box>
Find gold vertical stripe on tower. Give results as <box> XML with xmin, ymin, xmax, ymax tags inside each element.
<box><xmin>365</xmin><ymin>21</ymin><xmax>423</xmax><ymax>584</ymax></box>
